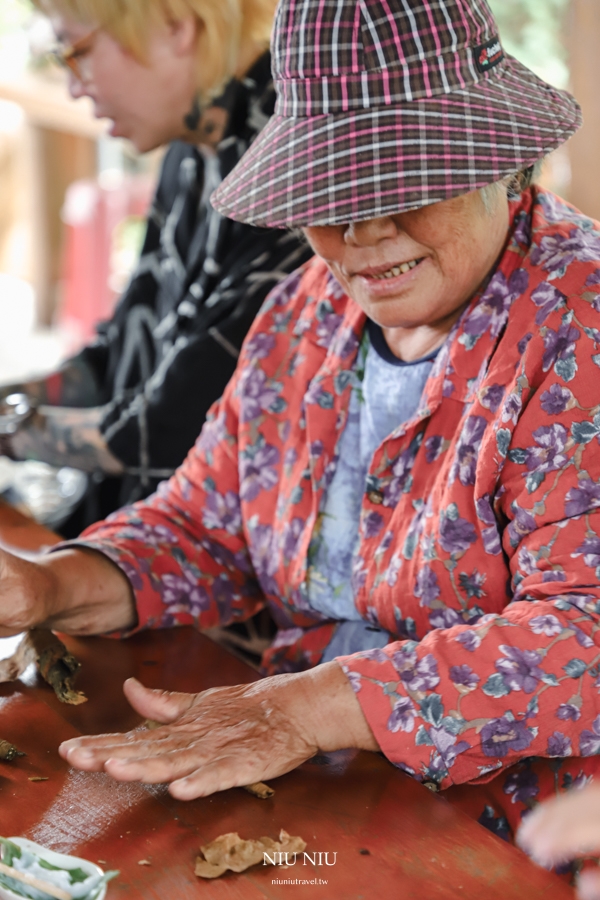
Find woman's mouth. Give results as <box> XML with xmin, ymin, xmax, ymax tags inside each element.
<box><xmin>368</xmin><ymin>258</ymin><xmax>422</xmax><ymax>280</ymax></box>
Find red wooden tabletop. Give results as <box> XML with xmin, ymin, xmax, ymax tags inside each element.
<box><xmin>0</xmin><ymin>505</ymin><xmax>576</xmax><ymax>898</ymax></box>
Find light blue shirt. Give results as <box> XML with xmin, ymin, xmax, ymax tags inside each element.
<box><xmin>306</xmin><ymin>321</ymin><xmax>436</xmax><ymax>661</ymax></box>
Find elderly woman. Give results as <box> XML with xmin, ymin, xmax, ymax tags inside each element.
<box><xmin>1</xmin><ymin>0</ymin><xmax>598</xmax><ymax>874</ymax></box>
<box><xmin>0</xmin><ymin>0</ymin><xmax>311</xmax><ymax>529</ymax></box>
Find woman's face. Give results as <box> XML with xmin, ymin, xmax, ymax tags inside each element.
<box><xmin>303</xmin><ymin>189</ymin><xmax>509</xmax><ymax>342</ymax></box>
<box><xmin>51</xmin><ymin>15</ymin><xmax>199</xmax><ymax>152</ymax></box>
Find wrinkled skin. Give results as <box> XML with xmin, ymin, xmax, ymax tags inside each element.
<box><xmin>517</xmin><ymin>786</ymin><xmax>600</xmax><ymax>900</ymax></box>
<box><xmin>59</xmin><ymin>666</ymin><xmax>378</xmax><ymax>800</ymax></box>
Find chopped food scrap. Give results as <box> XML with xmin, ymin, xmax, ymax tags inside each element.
<box><xmin>0</xmin><ymin>630</ymin><xmax>87</xmax><ymax>705</ymax></box>
<box><xmin>243</xmin><ymin>781</ymin><xmax>275</xmax><ymax>799</ymax></box>
<box><xmin>195</xmin><ymin>829</ymin><xmax>306</xmax><ymax>879</ymax></box>
<box><xmin>137</xmin><ymin>860</ymin><xmax>151</xmax><ymax>866</ymax></box>
<box><xmin>30</xmin><ymin>630</ymin><xmax>87</xmax><ymax>706</ymax></box>
<box><xmin>0</xmin><ymin>740</ymin><xmax>25</xmax><ymax>761</ymax></box>
<box><xmin>28</xmin><ymin>777</ymin><xmax>49</xmax><ymax>782</ymax></box>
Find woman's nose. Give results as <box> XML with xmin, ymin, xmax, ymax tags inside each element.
<box><xmin>67</xmin><ymin>71</ymin><xmax>86</xmax><ymax>100</ymax></box>
<box><xmin>343</xmin><ymin>217</ymin><xmax>398</xmax><ymax>247</ymax></box>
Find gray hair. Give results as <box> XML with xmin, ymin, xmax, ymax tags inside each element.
<box><xmin>479</xmin><ymin>161</ymin><xmax>544</xmax><ymax>215</ymax></box>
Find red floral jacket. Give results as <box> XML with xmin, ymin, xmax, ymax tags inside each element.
<box><xmin>78</xmin><ymin>187</ymin><xmax>600</xmax><ymax>788</ymax></box>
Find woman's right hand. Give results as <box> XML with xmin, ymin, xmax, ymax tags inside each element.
<box><xmin>0</xmin><ymin>547</ymin><xmax>136</xmax><ymax>637</ymax></box>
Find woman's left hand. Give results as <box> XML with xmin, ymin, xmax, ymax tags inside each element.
<box><xmin>58</xmin><ymin>662</ymin><xmax>378</xmax><ymax>800</ymax></box>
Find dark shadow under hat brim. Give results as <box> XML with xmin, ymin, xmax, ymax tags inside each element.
<box><xmin>212</xmin><ymin>56</ymin><xmax>581</xmax><ymax>228</ymax></box>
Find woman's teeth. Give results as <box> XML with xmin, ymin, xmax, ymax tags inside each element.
<box><xmin>371</xmin><ymin>259</ymin><xmax>420</xmax><ymax>279</ymax></box>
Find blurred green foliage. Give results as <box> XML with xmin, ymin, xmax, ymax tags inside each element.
<box><xmin>488</xmin><ymin>0</ymin><xmax>569</xmax><ymax>87</ymax></box>
<box><xmin>0</xmin><ymin>0</ymin><xmax>32</xmax><ymax>35</ymax></box>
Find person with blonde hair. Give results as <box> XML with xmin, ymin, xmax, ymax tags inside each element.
<box><xmin>0</xmin><ymin>0</ymin><xmax>312</xmax><ymax>532</ymax></box>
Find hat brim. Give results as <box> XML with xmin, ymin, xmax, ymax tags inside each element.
<box><xmin>212</xmin><ymin>56</ymin><xmax>581</xmax><ymax>228</ymax></box>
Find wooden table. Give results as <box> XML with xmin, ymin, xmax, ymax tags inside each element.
<box><xmin>0</xmin><ymin>504</ymin><xmax>575</xmax><ymax>898</ymax></box>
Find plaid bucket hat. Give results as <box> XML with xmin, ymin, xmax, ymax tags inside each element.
<box><xmin>212</xmin><ymin>0</ymin><xmax>581</xmax><ymax>228</ymax></box>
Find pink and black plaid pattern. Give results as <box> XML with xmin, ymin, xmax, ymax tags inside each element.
<box><xmin>212</xmin><ymin>0</ymin><xmax>581</xmax><ymax>227</ymax></box>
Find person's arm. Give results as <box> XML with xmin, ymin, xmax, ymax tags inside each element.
<box><xmin>0</xmin><ymin>357</ymin><xmax>106</xmax><ymax>408</ymax></box>
<box><xmin>59</xmin><ymin>661</ymin><xmax>377</xmax><ymax>799</ymax></box>
<box><xmin>0</xmin><ymin>545</ymin><xmax>135</xmax><ymax>638</ymax></box>
<box><xmin>8</xmin><ymin>405</ymin><xmax>124</xmax><ymax>474</ymax></box>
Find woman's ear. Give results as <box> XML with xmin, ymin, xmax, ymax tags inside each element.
<box><xmin>168</xmin><ymin>14</ymin><xmax>199</xmax><ymax>57</ymax></box>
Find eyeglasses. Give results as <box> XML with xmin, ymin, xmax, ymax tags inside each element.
<box><xmin>49</xmin><ymin>28</ymin><xmax>100</xmax><ymax>83</ymax></box>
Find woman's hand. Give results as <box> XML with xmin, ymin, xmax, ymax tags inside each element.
<box><xmin>58</xmin><ymin>663</ymin><xmax>378</xmax><ymax>799</ymax></box>
<box><xmin>0</xmin><ymin>547</ymin><xmax>136</xmax><ymax>638</ymax></box>
<box><xmin>517</xmin><ymin>786</ymin><xmax>600</xmax><ymax>900</ymax></box>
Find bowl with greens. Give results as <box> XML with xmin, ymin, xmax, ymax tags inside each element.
<box><xmin>0</xmin><ymin>838</ymin><xmax>118</xmax><ymax>900</ymax></box>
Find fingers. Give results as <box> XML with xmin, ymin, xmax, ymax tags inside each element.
<box><xmin>578</xmin><ymin>871</ymin><xmax>600</xmax><ymax>900</ymax></box>
<box><xmin>122</xmin><ymin>677</ymin><xmax>196</xmax><ymax>724</ymax></box>
<box><xmin>517</xmin><ymin>786</ymin><xmax>600</xmax><ymax>865</ymax></box>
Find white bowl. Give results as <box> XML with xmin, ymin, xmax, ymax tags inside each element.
<box><xmin>0</xmin><ymin>838</ymin><xmax>107</xmax><ymax>900</ymax></box>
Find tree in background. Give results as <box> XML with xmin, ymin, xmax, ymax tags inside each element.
<box><xmin>489</xmin><ymin>0</ymin><xmax>569</xmax><ymax>87</ymax></box>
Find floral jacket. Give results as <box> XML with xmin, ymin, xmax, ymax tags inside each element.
<box><xmin>79</xmin><ymin>187</ymin><xmax>600</xmax><ymax>789</ymax></box>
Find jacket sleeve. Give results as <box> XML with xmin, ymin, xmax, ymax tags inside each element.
<box><xmin>339</xmin><ymin>318</ymin><xmax>600</xmax><ymax>789</ymax></box>
<box><xmin>100</xmin><ymin>229</ymin><xmax>312</xmax><ymax>471</ymax></box>
<box><xmin>73</xmin><ymin>365</ymin><xmax>265</xmax><ymax>634</ymax></box>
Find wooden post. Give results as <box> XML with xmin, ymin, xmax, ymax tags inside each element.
<box><xmin>565</xmin><ymin>0</ymin><xmax>600</xmax><ymax>220</ymax></box>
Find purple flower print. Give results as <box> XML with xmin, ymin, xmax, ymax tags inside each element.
<box><xmin>449</xmin><ymin>665</ymin><xmax>480</xmax><ymax>689</ymax></box>
<box><xmin>573</xmin><ymin>534</ymin><xmax>600</xmax><ymax>569</ymax></box>
<box><xmin>248</xmin><ymin>521</ymin><xmax>279</xmax><ymax>595</ymax></box>
<box><xmin>344</xmin><ymin>669</ymin><xmax>362</xmax><ymax>694</ymax></box>
<box><xmin>429</xmin><ymin>608</ymin><xmax>465</xmax><ymax>629</ymax></box>
<box><xmin>557</xmin><ymin>703</ymin><xmax>581</xmax><ymax>722</ymax></box>
<box><xmin>495</xmin><ymin>645</ymin><xmax>544</xmax><ymax>693</ymax></box>
<box><xmin>475</xmin><ymin>495</ymin><xmax>496</xmax><ymax>526</ymax></box>
<box><xmin>362</xmin><ymin>511</ymin><xmax>384</xmax><ymax>539</ymax></box>
<box><xmin>482</xmin><ymin>526</ymin><xmax>502</xmax><ymax>556</ymax></box>
<box><xmin>238</xmin><ymin>367</ymin><xmax>280</xmax><ymax>422</ymax></box>
<box><xmin>392</xmin><ymin>650</ymin><xmax>440</xmax><ymax>692</ymax></box>
<box><xmin>161</xmin><ymin>568</ymin><xmax>210</xmax><ymax>617</ymax></box>
<box><xmin>541</xmin><ymin>320</ymin><xmax>580</xmax><ymax>373</ymax></box>
<box><xmin>212</xmin><ymin>574</ymin><xmax>237</xmax><ymax>621</ymax></box>
<box><xmin>450</xmin><ymin>416</ymin><xmax>487</xmax><ymax>486</ymax></box>
<box><xmin>315</xmin><ymin>312</ymin><xmax>342</xmax><ymax>348</ymax></box>
<box><xmin>120</xmin><ymin>522</ymin><xmax>178</xmax><ymax>549</ymax></box>
<box><xmin>439</xmin><ymin>509</ymin><xmax>477</xmax><ymax>555</ymax></box>
<box><xmin>501</xmin><ymin>391</ymin><xmax>522</xmax><ymax>426</ymax></box>
<box><xmin>388</xmin><ymin>697</ymin><xmax>418</xmax><ymax>733</ymax></box>
<box><xmin>455</xmin><ymin>630</ymin><xmax>482</xmax><ymax>652</ymax></box>
<box><xmin>575</xmin><ymin>628</ymin><xmax>594</xmax><ymax>649</ymax></box>
<box><xmin>507</xmin><ymin>505</ymin><xmax>537</xmax><ymax>547</ymax></box>
<box><xmin>244</xmin><ymin>332</ymin><xmax>276</xmax><ymax>361</ymax></box>
<box><xmin>425</xmin><ymin>435</ymin><xmax>444</xmax><ymax>463</ymax></box>
<box><xmin>565</xmin><ymin>479</ymin><xmax>600</xmax><ymax>517</ymax></box>
<box><xmin>529</xmin><ymin>614</ymin><xmax>562</xmax><ymax>637</ymax></box>
<box><xmin>111</xmin><ymin>556</ymin><xmax>144</xmax><ymax>592</ymax></box>
<box><xmin>531</xmin><ymin>283</ymin><xmax>567</xmax><ymax>325</ymax></box>
<box><xmin>540</xmin><ymin>383</ymin><xmax>572</xmax><ymax>415</ymax></box>
<box><xmin>429</xmin><ymin>727</ymin><xmax>470</xmax><ymax>768</ymax></box>
<box><xmin>580</xmin><ymin>716</ymin><xmax>600</xmax><ymax>756</ymax></box>
<box><xmin>480</xmin><ymin>716</ymin><xmax>534</xmax><ymax>758</ymax></box>
<box><xmin>458</xmin><ymin>570</ymin><xmax>486</xmax><ymax>599</ymax></box>
<box><xmin>462</xmin><ymin>269</ymin><xmax>527</xmax><ymax>341</ymax></box>
<box><xmin>281</xmin><ymin>517</ymin><xmax>305</xmax><ymax>560</ymax></box>
<box><xmin>547</xmin><ymin>731</ymin><xmax>572</xmax><ymax>757</ymax></box>
<box><xmin>197</xmin><ymin>411</ymin><xmax>228</xmax><ymax>454</ymax></box>
<box><xmin>525</xmin><ymin>424</ymin><xmax>568</xmax><ymax>474</ymax></box>
<box><xmin>531</xmin><ymin>228</ymin><xmax>600</xmax><ymax>273</ymax></box>
<box><xmin>240</xmin><ymin>443</ymin><xmax>280</xmax><ymax>501</ymax></box>
<box><xmin>585</xmin><ymin>269</ymin><xmax>600</xmax><ymax>289</ymax></box>
<box><xmin>503</xmin><ymin>767</ymin><xmax>540</xmax><ymax>804</ymax></box>
<box><xmin>480</xmin><ymin>383</ymin><xmax>505</xmax><ymax>413</ymax></box>
<box><xmin>414</xmin><ymin>565</ymin><xmax>440</xmax><ymax>606</ymax></box>
<box><xmin>330</xmin><ymin>323</ymin><xmax>359</xmax><ymax>360</ymax></box>
<box><xmin>202</xmin><ymin>490</ymin><xmax>241</xmax><ymax>535</ymax></box>
<box><xmin>541</xmin><ymin>570</ymin><xmax>566</xmax><ymax>583</ymax></box>
<box><xmin>384</xmin><ymin>442</ymin><xmax>419</xmax><ymax>506</ymax></box>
